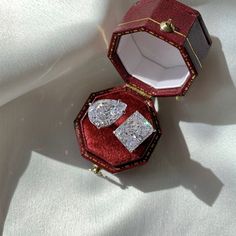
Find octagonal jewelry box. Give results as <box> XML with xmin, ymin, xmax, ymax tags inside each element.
<box><xmin>74</xmin><ymin>0</ymin><xmax>211</xmax><ymax>174</ymax></box>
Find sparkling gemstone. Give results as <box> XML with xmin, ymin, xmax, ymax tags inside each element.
<box><xmin>114</xmin><ymin>111</ymin><xmax>155</xmax><ymax>152</ymax></box>
<box><xmin>88</xmin><ymin>99</ymin><xmax>127</xmax><ymax>128</ymax></box>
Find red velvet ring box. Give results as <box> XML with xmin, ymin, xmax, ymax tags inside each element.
<box><xmin>74</xmin><ymin>0</ymin><xmax>211</xmax><ymax>174</ymax></box>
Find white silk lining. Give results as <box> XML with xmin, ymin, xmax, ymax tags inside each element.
<box><xmin>117</xmin><ymin>32</ymin><xmax>190</xmax><ymax>89</ymax></box>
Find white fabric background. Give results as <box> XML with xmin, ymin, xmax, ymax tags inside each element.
<box><xmin>0</xmin><ymin>0</ymin><xmax>236</xmax><ymax>235</ymax></box>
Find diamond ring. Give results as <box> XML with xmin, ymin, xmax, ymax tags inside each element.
<box><xmin>113</xmin><ymin>111</ymin><xmax>156</xmax><ymax>152</ymax></box>
<box><xmin>88</xmin><ymin>99</ymin><xmax>127</xmax><ymax>129</ymax></box>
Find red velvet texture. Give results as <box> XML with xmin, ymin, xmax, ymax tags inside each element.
<box><xmin>79</xmin><ymin>86</ymin><xmax>159</xmax><ymax>168</ymax></box>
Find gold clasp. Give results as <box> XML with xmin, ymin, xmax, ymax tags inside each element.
<box><xmin>160</xmin><ymin>19</ymin><xmax>175</xmax><ymax>33</ymax></box>
<box><xmin>89</xmin><ymin>165</ymin><xmax>104</xmax><ymax>177</ymax></box>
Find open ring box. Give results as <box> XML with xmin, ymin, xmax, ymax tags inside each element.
<box><xmin>74</xmin><ymin>0</ymin><xmax>211</xmax><ymax>174</ymax></box>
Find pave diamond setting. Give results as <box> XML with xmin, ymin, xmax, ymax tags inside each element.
<box><xmin>88</xmin><ymin>99</ymin><xmax>127</xmax><ymax>129</ymax></box>
<box><xmin>114</xmin><ymin>111</ymin><xmax>155</xmax><ymax>152</ymax></box>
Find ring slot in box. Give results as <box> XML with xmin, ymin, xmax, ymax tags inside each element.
<box><xmin>74</xmin><ymin>0</ymin><xmax>211</xmax><ymax>174</ymax></box>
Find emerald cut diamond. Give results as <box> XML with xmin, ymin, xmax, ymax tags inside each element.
<box><xmin>114</xmin><ymin>111</ymin><xmax>155</xmax><ymax>152</ymax></box>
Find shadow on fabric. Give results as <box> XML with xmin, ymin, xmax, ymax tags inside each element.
<box><xmin>0</xmin><ymin>8</ymin><xmax>233</xmax><ymax>234</ymax></box>
<box><xmin>116</xmin><ymin>36</ymin><xmax>234</xmax><ymax>205</ymax></box>
<box><xmin>0</xmin><ymin>0</ymin><xmax>135</xmax><ymax>233</ymax></box>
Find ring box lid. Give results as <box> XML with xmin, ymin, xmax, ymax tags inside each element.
<box><xmin>108</xmin><ymin>0</ymin><xmax>212</xmax><ymax>97</ymax></box>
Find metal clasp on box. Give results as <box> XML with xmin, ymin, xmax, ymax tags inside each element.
<box><xmin>160</xmin><ymin>19</ymin><xmax>175</xmax><ymax>33</ymax></box>
<box><xmin>89</xmin><ymin>165</ymin><xmax>104</xmax><ymax>177</ymax></box>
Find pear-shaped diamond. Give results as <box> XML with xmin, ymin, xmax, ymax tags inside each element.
<box><xmin>88</xmin><ymin>99</ymin><xmax>127</xmax><ymax>129</ymax></box>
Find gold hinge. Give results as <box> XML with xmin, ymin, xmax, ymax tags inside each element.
<box><xmin>126</xmin><ymin>83</ymin><xmax>152</xmax><ymax>99</ymax></box>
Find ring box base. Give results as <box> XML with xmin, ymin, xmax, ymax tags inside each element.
<box><xmin>74</xmin><ymin>85</ymin><xmax>161</xmax><ymax>174</ymax></box>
